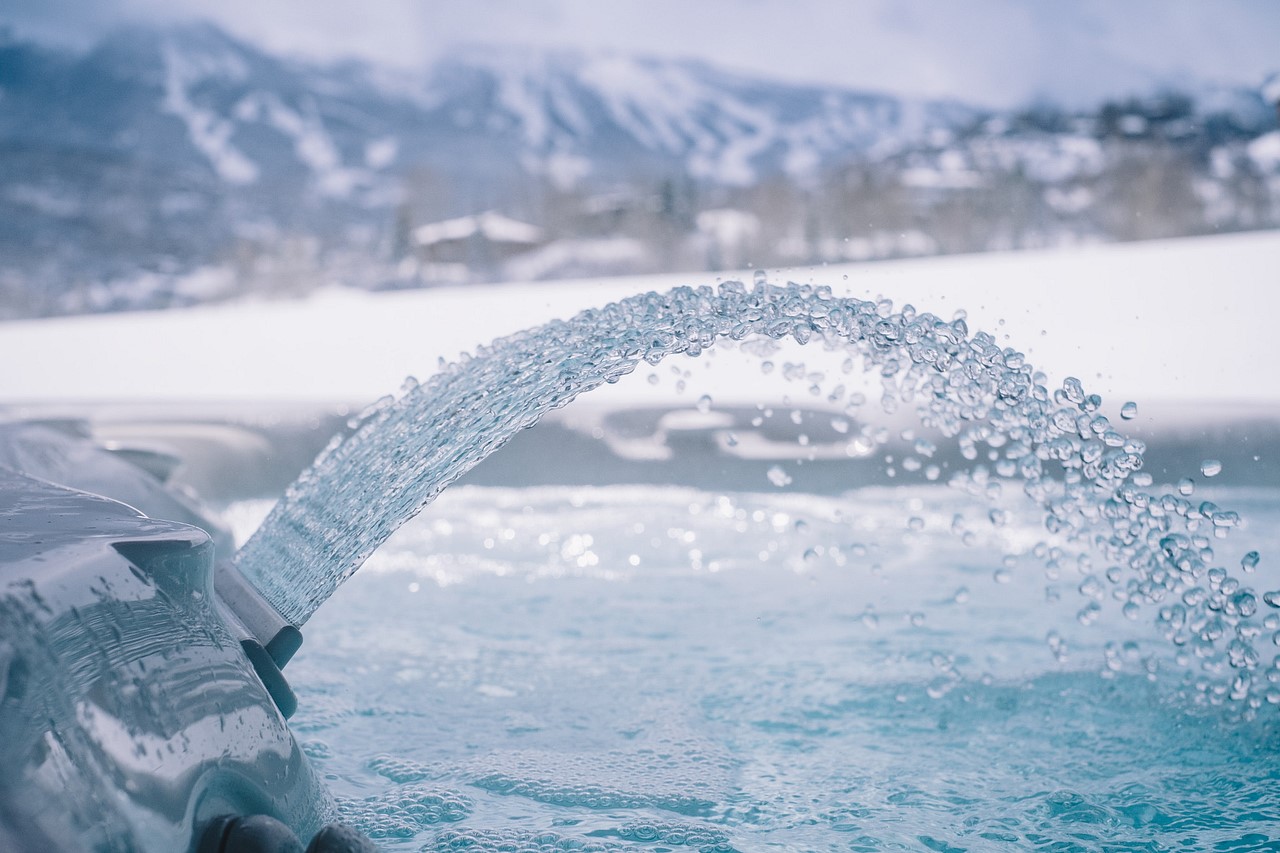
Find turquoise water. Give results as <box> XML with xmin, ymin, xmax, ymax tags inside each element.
<box><xmin>233</xmin><ymin>482</ymin><xmax>1280</xmax><ymax>851</ymax></box>
<box><xmin>224</xmin><ymin>279</ymin><xmax>1280</xmax><ymax>848</ymax></box>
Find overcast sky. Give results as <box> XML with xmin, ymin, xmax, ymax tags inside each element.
<box><xmin>4</xmin><ymin>0</ymin><xmax>1278</xmax><ymax>107</ymax></box>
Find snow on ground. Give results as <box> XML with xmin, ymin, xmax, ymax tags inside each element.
<box><xmin>161</xmin><ymin>43</ymin><xmax>259</xmax><ymax>186</ymax></box>
<box><xmin>1</xmin><ymin>231</ymin><xmax>1277</xmax><ymax>408</ymax></box>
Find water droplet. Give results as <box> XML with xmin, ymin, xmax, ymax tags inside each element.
<box><xmin>913</xmin><ymin>438</ymin><xmax>936</xmax><ymax>458</ymax></box>
<box><xmin>1201</xmin><ymin>459</ymin><xmax>1222</xmax><ymax>477</ymax></box>
<box><xmin>926</xmin><ymin>677</ymin><xmax>953</xmax><ymax>699</ymax></box>
<box><xmin>1178</xmin><ymin>478</ymin><xmax>1195</xmax><ymax>496</ymax></box>
<box><xmin>1234</xmin><ymin>591</ymin><xmax>1258</xmax><ymax>618</ymax></box>
<box><xmin>766</xmin><ymin>465</ymin><xmax>792</xmax><ymax>488</ymax></box>
<box><xmin>1062</xmin><ymin>376</ymin><xmax>1085</xmax><ymax>404</ymax></box>
<box><xmin>1120</xmin><ymin>401</ymin><xmax>1138</xmax><ymax>419</ymax></box>
<box><xmin>1242</xmin><ymin>551</ymin><xmax>1260</xmax><ymax>572</ymax></box>
<box><xmin>1264</xmin><ymin>590</ymin><xmax>1280</xmax><ymax>608</ymax></box>
<box><xmin>696</xmin><ymin>394</ymin><xmax>712</xmax><ymax>414</ymax></box>
<box><xmin>1077</xmin><ymin>602</ymin><xmax>1101</xmax><ymax>626</ymax></box>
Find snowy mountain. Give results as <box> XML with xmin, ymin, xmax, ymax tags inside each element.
<box><xmin>0</xmin><ymin>23</ymin><xmax>983</xmax><ymax>313</ymax></box>
<box><xmin>0</xmin><ymin>22</ymin><xmax>1277</xmax><ymax>317</ymax></box>
<box><xmin>415</xmin><ymin>44</ymin><xmax>983</xmax><ymax>187</ymax></box>
<box><xmin>2</xmin><ymin>23</ymin><xmax>983</xmax><ymax>191</ymax></box>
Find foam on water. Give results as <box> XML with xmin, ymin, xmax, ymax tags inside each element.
<box><xmin>235</xmin><ymin>280</ymin><xmax>1273</xmax><ymax>710</ymax></box>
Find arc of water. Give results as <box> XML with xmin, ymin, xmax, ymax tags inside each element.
<box><xmin>233</xmin><ymin>281</ymin><xmax>1269</xmax><ymax>710</ymax></box>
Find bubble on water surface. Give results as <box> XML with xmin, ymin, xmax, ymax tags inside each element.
<box><xmin>338</xmin><ymin>785</ymin><xmax>472</xmax><ymax>840</ymax></box>
<box><xmin>613</xmin><ymin>820</ymin><xmax>734</xmax><ymax>848</ymax></box>
<box><xmin>368</xmin><ymin>754</ymin><xmax>437</xmax><ymax>784</ymax></box>
<box><xmin>466</xmin><ymin>753</ymin><xmax>725</xmax><ymax>816</ymax></box>
<box><xmin>300</xmin><ymin>740</ymin><xmax>332</xmax><ymax>760</ymax></box>
<box><xmin>426</xmin><ymin>829</ymin><xmax>621</xmax><ymax>852</ymax></box>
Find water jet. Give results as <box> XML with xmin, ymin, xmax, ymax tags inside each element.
<box><xmin>3</xmin><ymin>281</ymin><xmax>1277</xmax><ymax>850</ymax></box>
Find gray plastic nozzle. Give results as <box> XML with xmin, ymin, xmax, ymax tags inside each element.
<box><xmin>214</xmin><ymin>561</ymin><xmax>304</xmax><ymax>718</ymax></box>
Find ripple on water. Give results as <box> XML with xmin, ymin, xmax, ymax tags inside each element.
<box><xmin>272</xmin><ymin>482</ymin><xmax>1280</xmax><ymax>851</ymax></box>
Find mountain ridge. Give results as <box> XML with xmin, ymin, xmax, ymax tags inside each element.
<box><xmin>0</xmin><ymin>21</ymin><xmax>1276</xmax><ymax>317</ymax></box>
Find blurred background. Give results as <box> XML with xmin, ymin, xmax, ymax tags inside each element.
<box><xmin>0</xmin><ymin>0</ymin><xmax>1276</xmax><ymax>318</ymax></box>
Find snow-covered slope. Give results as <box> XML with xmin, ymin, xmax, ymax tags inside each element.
<box><xmin>0</xmin><ymin>23</ymin><xmax>983</xmax><ymax>313</ymax></box>
<box><xmin>0</xmin><ymin>23</ymin><xmax>974</xmax><ymax>201</ymax></box>
<box><xmin>417</xmin><ymin>45</ymin><xmax>978</xmax><ymax>187</ymax></box>
<box><xmin>0</xmin><ymin>22</ymin><xmax>1276</xmax><ymax>318</ymax></box>
<box><xmin>1</xmin><ymin>231</ymin><xmax>1276</xmax><ymax>407</ymax></box>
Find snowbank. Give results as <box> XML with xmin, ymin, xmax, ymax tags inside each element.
<box><xmin>1</xmin><ymin>231</ymin><xmax>1277</xmax><ymax>407</ymax></box>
